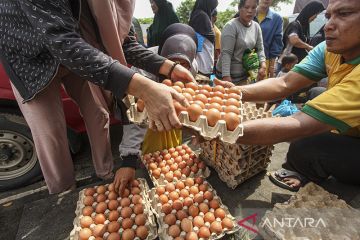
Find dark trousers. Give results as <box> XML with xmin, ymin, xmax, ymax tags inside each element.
<box><xmin>283</xmin><ymin>132</ymin><xmax>360</xmax><ymax>185</ymax></box>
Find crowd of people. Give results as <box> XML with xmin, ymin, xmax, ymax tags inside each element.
<box><xmin>0</xmin><ymin>0</ymin><xmax>359</xmax><ymax>195</ymax></box>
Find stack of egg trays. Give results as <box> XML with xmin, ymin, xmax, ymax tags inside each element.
<box><xmin>70</xmin><ymin>179</ymin><xmax>158</xmax><ymax>240</ymax></box>
<box><xmin>149</xmin><ymin>178</ymin><xmax>241</xmax><ymax>240</ymax></box>
<box><xmin>141</xmin><ymin>148</ymin><xmax>211</xmax><ymax>187</ymax></box>
<box><xmin>259</xmin><ymin>183</ymin><xmax>360</xmax><ymax>240</ymax></box>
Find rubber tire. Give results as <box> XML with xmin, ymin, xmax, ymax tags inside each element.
<box><xmin>0</xmin><ymin>114</ymin><xmax>42</xmax><ymax>191</ymax></box>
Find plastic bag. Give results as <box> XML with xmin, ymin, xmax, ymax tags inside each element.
<box><xmin>242</xmin><ymin>49</ymin><xmax>260</xmax><ymax>84</ymax></box>
<box><xmin>272</xmin><ymin>100</ymin><xmax>299</xmax><ymax>117</ymax></box>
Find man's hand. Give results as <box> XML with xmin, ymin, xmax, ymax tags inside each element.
<box><xmin>214</xmin><ymin>78</ymin><xmax>235</xmax><ymax>88</ymax></box>
<box><xmin>113</xmin><ymin>167</ymin><xmax>135</xmax><ymax>196</ymax></box>
<box><xmin>170</xmin><ymin>64</ymin><xmax>196</xmax><ymax>83</ymax></box>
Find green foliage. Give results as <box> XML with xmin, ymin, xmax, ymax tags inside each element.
<box><xmin>176</xmin><ymin>0</ymin><xmax>196</xmax><ymax>24</ymax></box>
<box><xmin>138</xmin><ymin>17</ymin><xmax>153</xmax><ymax>25</ymax></box>
<box><xmin>216</xmin><ymin>9</ymin><xmax>236</xmax><ymax>30</ymax></box>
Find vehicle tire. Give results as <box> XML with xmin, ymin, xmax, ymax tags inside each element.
<box><xmin>0</xmin><ymin>113</ymin><xmax>42</xmax><ymax>191</ymax></box>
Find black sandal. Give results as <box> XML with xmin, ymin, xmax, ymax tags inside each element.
<box><xmin>268</xmin><ymin>168</ymin><xmax>308</xmax><ymax>192</ymax></box>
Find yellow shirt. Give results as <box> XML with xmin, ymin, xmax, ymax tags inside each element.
<box><xmin>142</xmin><ymin>129</ymin><xmax>182</xmax><ymax>154</ymax></box>
<box><xmin>293</xmin><ymin>42</ymin><xmax>360</xmax><ymax>137</ymax></box>
<box><xmin>213</xmin><ymin>24</ymin><xmax>221</xmax><ymax>50</ymax></box>
<box><xmin>257</xmin><ymin>12</ymin><xmax>266</xmax><ymax>23</ymax></box>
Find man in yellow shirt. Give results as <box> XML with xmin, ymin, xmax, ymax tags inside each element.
<box><xmin>215</xmin><ymin>0</ymin><xmax>360</xmax><ymax>191</ymax></box>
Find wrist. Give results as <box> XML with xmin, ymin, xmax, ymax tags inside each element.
<box><xmin>127</xmin><ymin>73</ymin><xmax>154</xmax><ymax>100</ymax></box>
<box><xmin>159</xmin><ymin>59</ymin><xmax>175</xmax><ymax>78</ymax></box>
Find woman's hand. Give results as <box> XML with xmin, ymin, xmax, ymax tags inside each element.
<box><xmin>113</xmin><ymin>167</ymin><xmax>135</xmax><ymax>196</ymax></box>
<box><xmin>258</xmin><ymin>66</ymin><xmax>267</xmax><ymax>80</ymax></box>
<box><xmin>159</xmin><ymin>60</ymin><xmax>196</xmax><ymax>83</ymax></box>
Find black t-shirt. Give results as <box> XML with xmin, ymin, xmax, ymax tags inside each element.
<box><xmin>283</xmin><ymin>21</ymin><xmax>308</xmax><ymax>61</ymax></box>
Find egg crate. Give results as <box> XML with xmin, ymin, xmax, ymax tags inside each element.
<box><xmin>141</xmin><ymin>145</ymin><xmax>211</xmax><ymax>187</ymax></box>
<box><xmin>70</xmin><ymin>179</ymin><xmax>157</xmax><ymax>240</ymax></box>
<box><xmin>149</xmin><ymin>178</ymin><xmax>241</xmax><ymax>240</ymax></box>
<box><xmin>259</xmin><ymin>183</ymin><xmax>360</xmax><ymax>240</ymax></box>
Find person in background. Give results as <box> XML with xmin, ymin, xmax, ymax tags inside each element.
<box><xmin>147</xmin><ymin>0</ymin><xmax>179</xmax><ymax>47</ymax></box>
<box><xmin>216</xmin><ymin>0</ymin><xmax>266</xmax><ymax>85</ymax></box>
<box><xmin>0</xmin><ymin>0</ymin><xmax>194</xmax><ymax>194</ymax></box>
<box><xmin>277</xmin><ymin>53</ymin><xmax>298</xmax><ymax>77</ymax></box>
<box><xmin>214</xmin><ymin>0</ymin><xmax>360</xmax><ymax>191</ymax></box>
<box><xmin>293</xmin><ymin>0</ymin><xmax>329</xmax><ymax>13</ymax></box>
<box><xmin>189</xmin><ymin>0</ymin><xmax>219</xmax><ymax>77</ymax></box>
<box><xmin>255</xmin><ymin>0</ymin><xmax>283</xmax><ymax>78</ymax></box>
<box><xmin>132</xmin><ymin>17</ymin><xmax>145</xmax><ymax>46</ymax></box>
<box><xmin>212</xmin><ymin>9</ymin><xmax>222</xmax><ymax>67</ymax></box>
<box><xmin>116</xmin><ymin>23</ymin><xmax>199</xmax><ymax>194</ymax></box>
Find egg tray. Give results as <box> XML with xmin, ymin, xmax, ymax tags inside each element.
<box><xmin>259</xmin><ymin>183</ymin><xmax>360</xmax><ymax>240</ymax></box>
<box><xmin>69</xmin><ymin>179</ymin><xmax>158</xmax><ymax>240</ymax></box>
<box><xmin>149</xmin><ymin>179</ymin><xmax>241</xmax><ymax>240</ymax></box>
<box><xmin>141</xmin><ymin>152</ymin><xmax>211</xmax><ymax>187</ymax></box>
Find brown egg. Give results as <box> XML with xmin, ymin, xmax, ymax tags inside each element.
<box><xmin>95</xmin><ymin>202</ymin><xmax>107</xmax><ymax>214</ymax></box>
<box><xmin>96</xmin><ymin>194</ymin><xmax>107</xmax><ymax>203</ymax></box>
<box><xmin>194</xmin><ymin>94</ymin><xmax>208</xmax><ymax>104</ymax></box>
<box><xmin>82</xmin><ymin>206</ymin><xmax>94</xmax><ymax>216</ymax></box>
<box><xmin>156</xmin><ymin>186</ymin><xmax>166</xmax><ymax>195</ymax></box>
<box><xmin>137</xmin><ymin>99</ymin><xmax>145</xmax><ymax>112</ymax></box>
<box><xmin>181</xmin><ymin>218</ymin><xmax>193</xmax><ymax>233</ymax></box>
<box><xmin>162</xmin><ymin>203</ymin><xmax>173</xmax><ymax>214</ymax></box>
<box><xmin>108</xmin><ymin>200</ymin><xmax>119</xmax><ymax>211</ymax></box>
<box><xmin>169</xmin><ymin>191</ymin><xmax>179</xmax><ymax>201</ymax></box>
<box><xmin>223</xmin><ymin>105</ymin><xmax>240</xmax><ymax>115</ymax></box>
<box><xmin>133</xmin><ymin>204</ymin><xmax>144</xmax><ymax>214</ymax></box>
<box><xmin>121</xmin><ymin>207</ymin><xmax>133</xmax><ymax>219</ymax></box>
<box><xmin>174</xmin><ymin>81</ymin><xmax>185</xmax><ymax>88</ymax></box>
<box><xmin>185</xmin><ymin>158</ymin><xmax>194</xmax><ymax>166</ymax></box>
<box><xmin>107</xmin><ymin>232</ymin><xmax>121</xmax><ymax>240</ymax></box>
<box><xmin>209</xmin><ymin>96</ymin><xmax>223</xmax><ymax>105</ymax></box>
<box><xmin>199</xmin><ymin>203</ymin><xmax>209</xmax><ymax>214</ymax></box>
<box><xmin>164</xmin><ymin>214</ymin><xmax>177</xmax><ymax>225</ymax></box>
<box><xmin>227</xmin><ymin>87</ymin><xmax>241</xmax><ymax>94</ymax></box>
<box><xmin>163</xmin><ymin>153</ymin><xmax>171</xmax><ymax>160</ymax></box>
<box><xmin>190</xmin><ymin>186</ymin><xmax>199</xmax><ymax>195</ymax></box>
<box><xmin>94</xmin><ymin>213</ymin><xmax>106</xmax><ymax>224</ymax></box>
<box><xmin>226</xmin><ymin>92</ymin><xmax>241</xmax><ymax>100</ymax></box>
<box><xmin>108</xmin><ymin>221</ymin><xmax>121</xmax><ymax>233</ymax></box>
<box><xmin>201</xmin><ymin>85</ymin><xmax>213</xmax><ymax>92</ymax></box>
<box><xmin>198</xmin><ymin>183</ymin><xmax>208</xmax><ymax>192</ymax></box>
<box><xmin>188</xmin><ymin>205</ymin><xmax>199</xmax><ymax>218</ymax></box>
<box><xmin>136</xmin><ymin>225</ymin><xmax>149</xmax><ymax>240</ymax></box>
<box><xmin>159</xmin><ymin>194</ymin><xmax>169</xmax><ymax>204</ymax></box>
<box><xmin>152</xmin><ymin>168</ymin><xmax>161</xmax><ymax>179</ymax></box>
<box><xmin>80</xmin><ymin>216</ymin><xmax>93</xmax><ymax>228</ymax></box>
<box><xmin>161</xmin><ymin>166</ymin><xmax>170</xmax><ymax>174</ymax></box>
<box><xmin>193</xmin><ymin>100</ymin><xmax>206</xmax><ymax>109</ymax></box>
<box><xmin>176</xmin><ymin>209</ymin><xmax>188</xmax><ymax>221</ymax></box>
<box><xmin>198</xmin><ymin>89</ymin><xmax>210</xmax><ymax>97</ymax></box>
<box><xmin>213</xmin><ymin>85</ymin><xmax>225</xmax><ymax>93</ymax></box>
<box><xmin>198</xmin><ymin>226</ymin><xmax>211</xmax><ymax>238</ymax></box>
<box><xmin>122</xmin><ymin>229</ymin><xmax>135</xmax><ymax>240</ymax></box>
<box><xmin>224</xmin><ymin>112</ymin><xmax>240</xmax><ymax>131</ymax></box>
<box><xmin>135</xmin><ymin>214</ymin><xmax>147</xmax><ymax>226</ymax></box>
<box><xmin>83</xmin><ymin>196</ymin><xmax>94</xmax><ymax>206</ymax></box>
<box><xmin>165</xmin><ymin>171</ymin><xmax>174</xmax><ymax>182</ymax></box>
<box><xmin>131</xmin><ymin>187</ymin><xmax>141</xmax><ymax>195</ymax></box>
<box><xmin>182</xmin><ymin>92</ymin><xmax>193</xmax><ymax>102</ymax></box>
<box><xmin>180</xmin><ymin>189</ymin><xmax>190</xmax><ymax>198</ymax></box>
<box><xmin>203</xmin><ymin>191</ymin><xmax>214</xmax><ymax>201</ymax></box>
<box><xmin>181</xmin><ymin>167</ymin><xmax>191</xmax><ymax>177</ymax></box>
<box><xmin>183</xmin><ymin>197</ymin><xmax>194</xmax><ymax>207</ymax></box>
<box><xmin>84</xmin><ymin>188</ymin><xmax>96</xmax><ymax>196</ymax></box>
<box><xmin>108</xmin><ymin>191</ymin><xmax>118</xmax><ymax>200</ymax></box>
<box><xmin>162</xmin><ymin>79</ymin><xmax>173</xmax><ymax>86</ymax></box>
<box><xmin>185</xmin><ymin>82</ymin><xmax>198</xmax><ymax>91</ymax></box>
<box><xmin>173</xmin><ymin>170</ymin><xmax>182</xmax><ymax>179</ymax></box>
<box><xmin>122</xmin><ymin>188</ymin><xmax>130</xmax><ymax>198</ymax></box>
<box><xmin>174</xmin><ymin>156</ymin><xmax>183</xmax><ymax>164</ymax></box>
<box><xmin>207</xmin><ymin>102</ymin><xmax>223</xmax><ymax>111</ymax></box>
<box><xmin>193</xmin><ymin>216</ymin><xmax>205</xmax><ymax>228</ymax></box>
<box><xmin>108</xmin><ymin>210</ymin><xmax>120</xmax><ymax>222</ymax></box>
<box><xmin>204</xmin><ymin>212</ymin><xmax>216</xmax><ymax>223</ymax></box>
<box><xmin>214</xmin><ymin>208</ymin><xmax>226</xmax><ymax>219</ymax></box>
<box><xmin>197</xmin><ymin>161</ymin><xmax>206</xmax><ymax>170</ymax></box>
<box><xmin>194</xmin><ymin>177</ymin><xmax>203</xmax><ymax>185</ymax></box>
<box><xmin>213</xmin><ymin>91</ymin><xmax>225</xmax><ymax>99</ymax></box>
<box><xmin>175</xmin><ymin>181</ymin><xmax>185</xmax><ymax>190</ymax></box>
<box><xmin>225</xmin><ymin>98</ymin><xmax>241</xmax><ymax>107</ymax></box>
<box><xmin>172</xmin><ymin>200</ymin><xmax>183</xmax><ymax>211</ymax></box>
<box><xmin>185</xmin><ymin>178</ymin><xmax>195</xmax><ymax>187</ymax></box>
<box><xmin>131</xmin><ymin>179</ymin><xmax>140</xmax><ymax>187</ymax></box>
<box><xmin>183</xmin><ymin>88</ymin><xmax>196</xmax><ymax>96</ymax></box>
<box><xmin>206</xmin><ymin>108</ymin><xmax>221</xmax><ymax>127</ymax></box>
<box><xmin>132</xmin><ymin>194</ymin><xmax>142</xmax><ymax>205</ymax></box>
<box><xmin>165</xmin><ymin>183</ymin><xmax>176</xmax><ymax>192</ymax></box>
<box><xmin>122</xmin><ymin>218</ymin><xmax>134</xmax><ymax>229</ymax></box>
<box><xmin>209</xmin><ymin>199</ymin><xmax>220</xmax><ymax>209</ymax></box>
<box><xmin>185</xmin><ymin>232</ymin><xmax>199</xmax><ymax>240</ymax></box>
<box><xmin>178</xmin><ymin>161</ymin><xmax>187</xmax><ymax>169</ymax></box>
<box><xmin>210</xmin><ymin>221</ymin><xmax>223</xmax><ymax>234</ymax></box>
<box><xmin>79</xmin><ymin>228</ymin><xmax>92</xmax><ymax>240</ymax></box>
<box><xmin>168</xmin><ymin>225</ymin><xmax>181</xmax><ymax>238</ymax></box>
<box><xmin>191</xmin><ymin>165</ymin><xmax>199</xmax><ymax>174</ymax></box>
<box><xmin>194</xmin><ymin>194</ymin><xmax>204</xmax><ymax>204</ymax></box>
<box><xmin>108</xmin><ymin>183</ymin><xmax>115</xmax><ymax>192</ymax></box>
<box><xmin>222</xmin><ymin>217</ymin><xmax>234</xmax><ymax>229</ymax></box>
<box><xmin>172</xmin><ymin>85</ymin><xmax>183</xmax><ymax>93</ymax></box>
<box><xmin>187</xmin><ymin>104</ymin><xmax>203</xmax><ymax>122</ymax></box>
<box><xmin>93</xmin><ymin>224</ymin><xmax>106</xmax><ymax>237</ymax></box>
<box><xmin>120</xmin><ymin>197</ymin><xmax>131</xmax><ymax>207</ymax></box>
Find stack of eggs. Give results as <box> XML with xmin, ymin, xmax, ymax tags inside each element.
<box><xmin>150</xmin><ymin>177</ymin><xmax>237</xmax><ymax>240</ymax></box>
<box><xmin>142</xmin><ymin>144</ymin><xmax>210</xmax><ymax>186</ymax></box>
<box><xmin>72</xmin><ymin>179</ymin><xmax>157</xmax><ymax>240</ymax></box>
<box><xmin>200</xmin><ymin>104</ymin><xmax>274</xmax><ymax>189</ymax></box>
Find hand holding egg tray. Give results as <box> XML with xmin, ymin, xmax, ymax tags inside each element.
<box><xmin>70</xmin><ymin>179</ymin><xmax>157</xmax><ymax>240</ymax></box>
<box><xmin>127</xmin><ymin>81</ymin><xmax>247</xmax><ymax>144</ymax></box>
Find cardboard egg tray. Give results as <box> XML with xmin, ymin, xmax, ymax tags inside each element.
<box><xmin>149</xmin><ymin>178</ymin><xmax>241</xmax><ymax>239</ymax></box>
<box><xmin>259</xmin><ymin>183</ymin><xmax>360</xmax><ymax>240</ymax></box>
<box><xmin>200</xmin><ymin>140</ymin><xmax>274</xmax><ymax>189</ymax></box>
<box><xmin>141</xmin><ymin>145</ymin><xmax>211</xmax><ymax>187</ymax></box>
<box><xmin>70</xmin><ymin>179</ymin><xmax>157</xmax><ymax>240</ymax></box>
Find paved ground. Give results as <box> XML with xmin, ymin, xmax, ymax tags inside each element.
<box><xmin>1</xmin><ymin>125</ymin><xmax>359</xmax><ymax>240</ymax></box>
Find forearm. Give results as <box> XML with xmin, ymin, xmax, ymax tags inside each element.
<box><xmin>238</xmin><ymin>112</ymin><xmax>333</xmax><ymax>145</ymax></box>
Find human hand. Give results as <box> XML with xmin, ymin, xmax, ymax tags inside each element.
<box><xmin>258</xmin><ymin>66</ymin><xmax>267</xmax><ymax>80</ymax></box>
<box><xmin>170</xmin><ymin>64</ymin><xmax>196</xmax><ymax>84</ymax></box>
<box><xmin>113</xmin><ymin>167</ymin><xmax>135</xmax><ymax>196</ymax></box>
<box><xmin>214</xmin><ymin>78</ymin><xmax>235</xmax><ymax>88</ymax></box>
